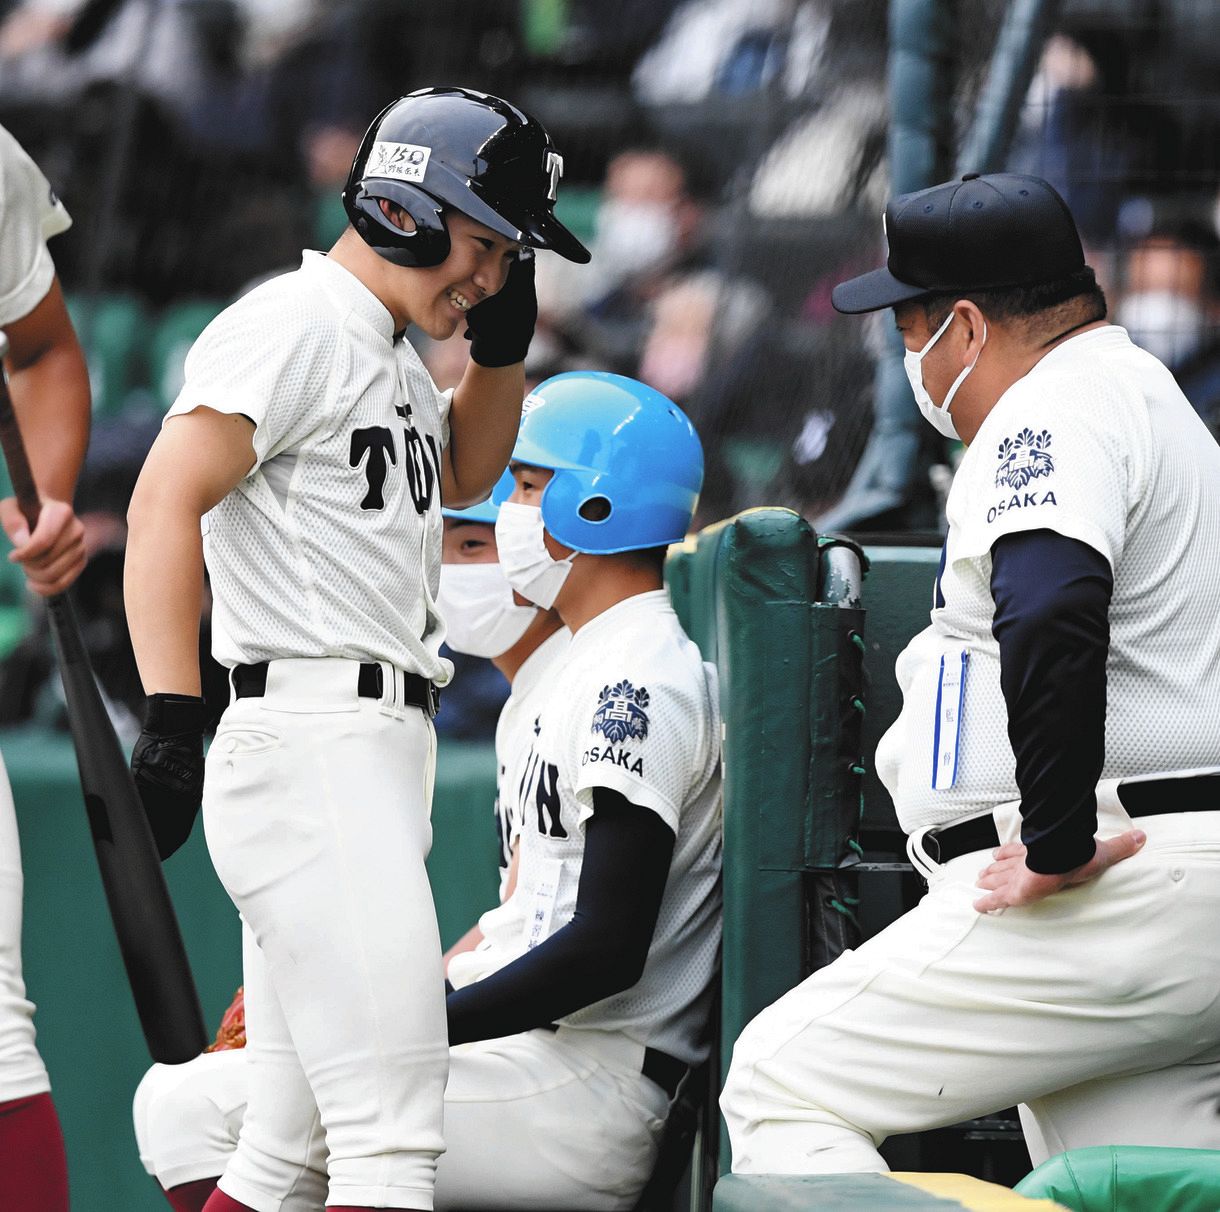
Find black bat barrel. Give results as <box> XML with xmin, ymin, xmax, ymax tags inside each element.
<box><xmin>49</xmin><ymin>593</ymin><xmax>208</xmax><ymax>1063</ymax></box>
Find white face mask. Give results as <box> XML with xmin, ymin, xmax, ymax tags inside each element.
<box><xmin>436</xmin><ymin>562</ymin><xmax>538</xmax><ymax>659</ymax></box>
<box><xmin>902</xmin><ymin>311</ymin><xmax>987</xmax><ymax>440</ymax></box>
<box><xmin>592</xmin><ymin>199</ymin><xmax>679</xmax><ymax>282</ymax></box>
<box><xmin>1117</xmin><ymin>290</ymin><xmax>1206</xmax><ymax>367</ymax></box>
<box><xmin>494</xmin><ymin>502</ymin><xmax>577</xmax><ymax>610</ymax></box>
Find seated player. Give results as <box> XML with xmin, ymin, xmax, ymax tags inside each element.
<box><xmin>437</xmin><ymin>478</ymin><xmax>570</xmax><ymax>964</ymax></box>
<box><xmin>133</xmin><ymin>372</ymin><xmax>721</xmax><ymax>1212</ymax></box>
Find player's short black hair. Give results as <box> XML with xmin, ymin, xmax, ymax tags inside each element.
<box><xmin>920</xmin><ymin>267</ymin><xmax>1107</xmax><ymax>331</ymax></box>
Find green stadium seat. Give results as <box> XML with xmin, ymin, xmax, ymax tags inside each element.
<box><xmin>146</xmin><ymin>300</ymin><xmax>224</xmax><ymax>413</ymax></box>
<box><xmin>66</xmin><ymin>293</ymin><xmax>148</xmax><ymax>418</ymax></box>
<box><xmin>553</xmin><ymin>185</ymin><xmax>601</xmax><ymax>244</ymax></box>
<box><xmin>1014</xmin><ymin>1145</ymin><xmax>1220</xmax><ymax>1212</ymax></box>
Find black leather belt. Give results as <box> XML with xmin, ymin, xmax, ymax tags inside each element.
<box><xmin>232</xmin><ymin>662</ymin><xmax>440</xmax><ymax>719</ymax></box>
<box><xmin>538</xmin><ymin>1025</ymin><xmax>687</xmax><ymax>1099</ymax></box>
<box><xmin>927</xmin><ymin>772</ymin><xmax>1220</xmax><ymax>864</ymax></box>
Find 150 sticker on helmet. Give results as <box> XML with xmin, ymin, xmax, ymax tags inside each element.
<box><xmin>368</xmin><ymin>141</ymin><xmax>431</xmax><ymax>183</ymax></box>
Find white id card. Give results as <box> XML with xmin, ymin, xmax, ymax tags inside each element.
<box><xmin>522</xmin><ymin>857</ymin><xmax>564</xmax><ymax>951</ymax></box>
<box><xmin>931</xmin><ymin>650</ymin><xmax>968</xmax><ymax>790</ymax></box>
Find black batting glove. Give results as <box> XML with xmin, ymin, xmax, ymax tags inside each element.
<box><xmin>465</xmin><ymin>254</ymin><xmax>538</xmax><ymax>368</ymax></box>
<box><xmin>131</xmin><ymin>693</ymin><xmax>208</xmax><ymax>861</ymax></box>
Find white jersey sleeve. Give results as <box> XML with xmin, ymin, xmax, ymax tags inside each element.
<box><xmin>0</xmin><ymin>123</ymin><xmax>72</xmax><ymax>326</ymax></box>
<box><xmin>948</xmin><ymin>356</ymin><xmax>1152</xmax><ymax>569</ymax></box>
<box><xmin>565</xmin><ymin>661</ymin><xmax>710</xmax><ymax>836</ymax></box>
<box><xmin>167</xmin><ymin>286</ymin><xmax>340</xmax><ymax>471</ymax></box>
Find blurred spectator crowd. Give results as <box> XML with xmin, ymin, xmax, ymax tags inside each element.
<box><xmin>0</xmin><ymin>0</ymin><xmax>1219</xmax><ymax>736</ymax></box>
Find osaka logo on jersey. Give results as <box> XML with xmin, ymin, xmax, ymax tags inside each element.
<box><xmin>995</xmin><ymin>428</ymin><xmax>1054</xmax><ymax>489</ymax></box>
<box><xmin>592</xmin><ymin>680</ymin><xmax>650</xmax><ymax>744</ymax></box>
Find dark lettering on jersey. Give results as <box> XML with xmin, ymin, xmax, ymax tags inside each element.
<box><xmin>395</xmin><ymin>404</ymin><xmax>439</xmax><ymax>515</ymax></box>
<box><xmin>580</xmin><ymin>745</ymin><xmax>644</xmax><ymax>775</ymax></box>
<box><xmin>934</xmin><ymin>543</ymin><xmax>946</xmax><ymax>610</ymax></box>
<box><xmin>349</xmin><ymin>427</ymin><xmax>397</xmax><ymax>511</ymax></box>
<box><xmin>518</xmin><ymin>748</ymin><xmax>566</xmax><ymax>838</ymax></box>
<box><xmin>494</xmin><ymin>761</ymin><xmax>510</xmax><ymax>869</ymax></box>
<box><xmin>986</xmin><ymin>489</ymin><xmax>1058</xmax><ymax>525</ymax></box>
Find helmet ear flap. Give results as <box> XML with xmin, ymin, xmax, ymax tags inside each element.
<box><xmin>342</xmin><ymin>182</ymin><xmax>451</xmax><ymax>268</ymax></box>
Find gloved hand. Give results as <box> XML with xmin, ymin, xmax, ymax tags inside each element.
<box><xmin>465</xmin><ymin>253</ymin><xmax>538</xmax><ymax>368</ymax></box>
<box><xmin>131</xmin><ymin>693</ymin><xmax>208</xmax><ymax>860</ymax></box>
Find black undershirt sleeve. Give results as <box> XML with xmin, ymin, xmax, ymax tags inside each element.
<box><xmin>446</xmin><ymin>788</ymin><xmax>675</xmax><ymax>1046</ymax></box>
<box><xmin>990</xmin><ymin>528</ymin><xmax>1113</xmax><ymax>875</ymax></box>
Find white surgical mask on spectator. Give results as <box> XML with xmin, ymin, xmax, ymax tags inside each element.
<box><xmin>903</xmin><ymin>312</ymin><xmax>987</xmax><ymax>441</ymax></box>
<box><xmin>494</xmin><ymin>502</ymin><xmax>576</xmax><ymax>609</ymax></box>
<box><xmin>592</xmin><ymin>200</ymin><xmax>679</xmax><ymax>281</ymax></box>
<box><xmin>436</xmin><ymin>562</ymin><xmax>537</xmax><ymax>659</ymax></box>
<box><xmin>1117</xmin><ymin>290</ymin><xmax>1206</xmax><ymax>367</ymax></box>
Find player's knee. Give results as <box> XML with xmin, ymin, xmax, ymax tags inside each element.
<box><xmin>720</xmin><ymin>1043</ymin><xmax>757</xmax><ymax>1124</ymax></box>
<box><xmin>131</xmin><ymin>1059</ymin><xmax>236</xmax><ymax>1182</ymax></box>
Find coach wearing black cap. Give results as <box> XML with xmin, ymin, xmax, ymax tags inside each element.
<box><xmin>722</xmin><ymin>173</ymin><xmax>1220</xmax><ymax>1176</ymax></box>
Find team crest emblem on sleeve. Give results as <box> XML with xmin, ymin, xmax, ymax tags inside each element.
<box><xmin>592</xmin><ymin>680</ymin><xmax>650</xmax><ymax>743</ymax></box>
<box><xmin>995</xmin><ymin>428</ymin><xmax>1054</xmax><ymax>489</ymax></box>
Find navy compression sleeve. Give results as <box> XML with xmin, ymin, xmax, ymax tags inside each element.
<box><xmin>990</xmin><ymin>528</ymin><xmax>1113</xmax><ymax>875</ymax></box>
<box><xmin>445</xmin><ymin>788</ymin><xmax>675</xmax><ymax>1046</ymax></box>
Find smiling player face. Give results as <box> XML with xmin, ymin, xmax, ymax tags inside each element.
<box><xmin>389</xmin><ymin>207</ymin><xmax>522</xmax><ymax>340</ymax></box>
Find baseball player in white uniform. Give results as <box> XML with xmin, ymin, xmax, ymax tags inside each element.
<box><xmin>436</xmin><ymin>476</ymin><xmax>569</xmax><ymax>962</ymax></box>
<box><xmin>0</xmin><ymin>121</ymin><xmax>91</xmax><ymax>1211</ymax></box>
<box><xmin>721</xmin><ymin>172</ymin><xmax>1220</xmax><ymax>1175</ymax></box>
<box><xmin>122</xmin><ymin>88</ymin><xmax>589</xmax><ymax>1212</ymax></box>
<box><xmin>131</xmin><ymin>479</ymin><xmax>568</xmax><ymax>1211</ymax></box>
<box><xmin>130</xmin><ymin>372</ymin><xmax>721</xmax><ymax>1212</ymax></box>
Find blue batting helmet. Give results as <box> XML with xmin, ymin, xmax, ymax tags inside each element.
<box><xmin>443</xmin><ymin>469</ymin><xmax>514</xmax><ymax>525</ymax></box>
<box><xmin>496</xmin><ymin>372</ymin><xmax>703</xmax><ymax>554</ymax></box>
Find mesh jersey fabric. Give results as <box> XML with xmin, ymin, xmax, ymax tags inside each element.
<box><xmin>0</xmin><ymin>123</ymin><xmax>71</xmax><ymax>326</ymax></box>
<box><xmin>166</xmin><ymin>251</ymin><xmax>454</xmax><ymax>679</ymax></box>
<box><xmin>491</xmin><ymin>627</ymin><xmax>569</xmax><ymax>899</ymax></box>
<box><xmin>878</xmin><ymin>325</ymin><xmax>1220</xmax><ymax>833</ymax></box>
<box><xmin>451</xmin><ymin>590</ymin><xmax>722</xmax><ymax>1067</ymax></box>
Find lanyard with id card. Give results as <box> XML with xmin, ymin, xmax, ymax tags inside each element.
<box><xmin>931</xmin><ymin>650</ymin><xmax>968</xmax><ymax>790</ymax></box>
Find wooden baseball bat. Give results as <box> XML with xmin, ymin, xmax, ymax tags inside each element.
<box><xmin>0</xmin><ymin>330</ymin><xmax>206</xmax><ymax>1064</ymax></box>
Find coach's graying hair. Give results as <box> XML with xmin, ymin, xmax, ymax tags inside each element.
<box><xmin>920</xmin><ymin>267</ymin><xmax>1107</xmax><ymax>337</ymax></box>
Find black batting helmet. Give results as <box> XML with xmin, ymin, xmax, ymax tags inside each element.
<box><xmin>343</xmin><ymin>86</ymin><xmax>591</xmax><ymax>268</ymax></box>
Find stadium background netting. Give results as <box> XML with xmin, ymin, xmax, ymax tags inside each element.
<box><xmin>0</xmin><ymin>0</ymin><xmax>1218</xmax><ymax>719</ymax></box>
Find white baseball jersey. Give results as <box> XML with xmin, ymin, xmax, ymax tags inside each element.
<box><xmin>452</xmin><ymin>590</ymin><xmax>722</xmax><ymax>1067</ymax></box>
<box><xmin>877</xmin><ymin>325</ymin><xmax>1220</xmax><ymax>833</ymax></box>
<box><xmin>492</xmin><ymin>627</ymin><xmax>569</xmax><ymax>899</ymax></box>
<box><xmin>166</xmin><ymin>251</ymin><xmax>454</xmax><ymax>680</ymax></box>
<box><xmin>0</xmin><ymin>123</ymin><xmax>71</xmax><ymax>326</ymax></box>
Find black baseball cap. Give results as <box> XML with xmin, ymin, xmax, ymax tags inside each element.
<box><xmin>831</xmin><ymin>172</ymin><xmax>1086</xmax><ymax>314</ymax></box>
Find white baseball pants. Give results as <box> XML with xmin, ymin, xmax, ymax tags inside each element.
<box><xmin>0</xmin><ymin>752</ymin><xmax>50</xmax><ymax>1103</ymax></box>
<box><xmin>202</xmin><ymin>658</ymin><xmax>448</xmax><ymax>1210</ymax></box>
<box><xmin>721</xmin><ymin>786</ymin><xmax>1220</xmax><ymax>1174</ymax></box>
<box><xmin>134</xmin><ymin>1026</ymin><xmax>669</xmax><ymax>1211</ymax></box>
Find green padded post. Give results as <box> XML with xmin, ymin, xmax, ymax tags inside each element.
<box><xmin>666</xmin><ymin>510</ymin><xmax>867</xmax><ymax>1176</ymax></box>
<box><xmin>1015</xmin><ymin>1145</ymin><xmax>1220</xmax><ymax>1212</ymax></box>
